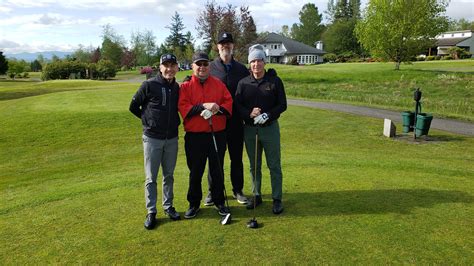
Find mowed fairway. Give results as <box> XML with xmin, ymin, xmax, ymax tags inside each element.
<box><xmin>1</xmin><ymin>67</ymin><xmax>473</xmax><ymax>263</ymax></box>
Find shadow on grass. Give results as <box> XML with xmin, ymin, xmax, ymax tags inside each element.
<box><xmin>256</xmin><ymin>189</ymin><xmax>473</xmax><ymax>217</ymax></box>
<box><xmin>0</xmin><ymin>88</ymin><xmax>99</xmax><ymax>101</ymax></box>
<box><xmin>394</xmin><ymin>134</ymin><xmax>468</xmax><ymax>143</ymax></box>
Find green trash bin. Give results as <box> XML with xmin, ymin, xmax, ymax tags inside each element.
<box><xmin>415</xmin><ymin>113</ymin><xmax>433</xmax><ymax>137</ymax></box>
<box><xmin>401</xmin><ymin>111</ymin><xmax>415</xmax><ymax>133</ymax></box>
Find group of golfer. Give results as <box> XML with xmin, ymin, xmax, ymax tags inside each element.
<box><xmin>129</xmin><ymin>32</ymin><xmax>287</xmax><ymax>229</ymax></box>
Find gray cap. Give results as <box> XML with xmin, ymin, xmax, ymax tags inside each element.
<box><xmin>248</xmin><ymin>44</ymin><xmax>266</xmax><ymax>63</ymax></box>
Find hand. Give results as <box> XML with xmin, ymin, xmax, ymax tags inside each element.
<box><xmin>203</xmin><ymin>103</ymin><xmax>219</xmax><ymax>113</ymax></box>
<box><xmin>254</xmin><ymin>113</ymin><xmax>269</xmax><ymax>125</ymax></box>
<box><xmin>250</xmin><ymin>107</ymin><xmax>261</xmax><ymax>118</ymax></box>
<box><xmin>200</xmin><ymin>109</ymin><xmax>213</xmax><ymax>120</ymax></box>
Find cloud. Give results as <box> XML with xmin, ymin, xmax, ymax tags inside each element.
<box><xmin>0</xmin><ymin>39</ymin><xmax>78</xmax><ymax>54</ymax></box>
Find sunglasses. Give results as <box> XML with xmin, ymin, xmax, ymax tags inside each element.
<box><xmin>195</xmin><ymin>61</ymin><xmax>209</xmax><ymax>67</ymax></box>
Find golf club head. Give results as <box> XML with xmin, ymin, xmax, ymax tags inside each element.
<box><xmin>247</xmin><ymin>218</ymin><xmax>258</xmax><ymax>229</ymax></box>
<box><xmin>220</xmin><ymin>213</ymin><xmax>231</xmax><ymax>225</ymax></box>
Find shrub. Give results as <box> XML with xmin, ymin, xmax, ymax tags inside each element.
<box><xmin>435</xmin><ymin>55</ymin><xmax>441</xmax><ymax>60</ymax></box>
<box><xmin>42</xmin><ymin>60</ymin><xmax>88</xmax><ymax>80</ymax></box>
<box><xmin>96</xmin><ymin>59</ymin><xmax>116</xmax><ymax>80</ymax></box>
<box><xmin>416</xmin><ymin>56</ymin><xmax>425</xmax><ymax>61</ymax></box>
<box><xmin>22</xmin><ymin>72</ymin><xmax>29</xmax><ymax>78</ymax></box>
<box><xmin>140</xmin><ymin>66</ymin><xmax>153</xmax><ymax>74</ymax></box>
<box><xmin>442</xmin><ymin>55</ymin><xmax>453</xmax><ymax>60</ymax></box>
<box><xmin>426</xmin><ymin>56</ymin><xmax>435</xmax><ymax>61</ymax></box>
<box><xmin>323</xmin><ymin>53</ymin><xmax>337</xmax><ymax>63</ymax></box>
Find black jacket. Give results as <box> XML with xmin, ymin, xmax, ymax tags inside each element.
<box><xmin>235</xmin><ymin>69</ymin><xmax>287</xmax><ymax>126</ymax></box>
<box><xmin>129</xmin><ymin>75</ymin><xmax>181</xmax><ymax>139</ymax></box>
<box><xmin>210</xmin><ymin>57</ymin><xmax>249</xmax><ymax>123</ymax></box>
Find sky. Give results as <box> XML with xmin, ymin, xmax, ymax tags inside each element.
<box><xmin>0</xmin><ymin>0</ymin><xmax>473</xmax><ymax>54</ymax></box>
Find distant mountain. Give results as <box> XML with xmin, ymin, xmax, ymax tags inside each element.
<box><xmin>5</xmin><ymin>51</ymin><xmax>73</xmax><ymax>62</ymax></box>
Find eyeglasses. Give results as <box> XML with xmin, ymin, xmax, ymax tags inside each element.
<box><xmin>195</xmin><ymin>61</ymin><xmax>209</xmax><ymax>67</ymax></box>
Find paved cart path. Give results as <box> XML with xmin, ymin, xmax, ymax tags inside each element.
<box><xmin>288</xmin><ymin>99</ymin><xmax>474</xmax><ymax>136</ymax></box>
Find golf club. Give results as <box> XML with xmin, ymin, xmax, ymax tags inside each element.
<box><xmin>247</xmin><ymin>127</ymin><xmax>259</xmax><ymax>229</ymax></box>
<box><xmin>208</xmin><ymin>116</ymin><xmax>232</xmax><ymax>225</ymax></box>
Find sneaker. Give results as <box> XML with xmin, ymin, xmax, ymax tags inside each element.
<box><xmin>184</xmin><ymin>206</ymin><xmax>200</xmax><ymax>219</ymax></box>
<box><xmin>233</xmin><ymin>192</ymin><xmax>248</xmax><ymax>204</ymax></box>
<box><xmin>272</xmin><ymin>199</ymin><xmax>284</xmax><ymax>215</ymax></box>
<box><xmin>216</xmin><ymin>204</ymin><xmax>231</xmax><ymax>216</ymax></box>
<box><xmin>204</xmin><ymin>192</ymin><xmax>214</xmax><ymax>206</ymax></box>
<box><xmin>144</xmin><ymin>213</ymin><xmax>157</xmax><ymax>230</ymax></box>
<box><xmin>246</xmin><ymin>195</ymin><xmax>262</xmax><ymax>210</ymax></box>
<box><xmin>164</xmin><ymin>207</ymin><xmax>181</xmax><ymax>221</ymax></box>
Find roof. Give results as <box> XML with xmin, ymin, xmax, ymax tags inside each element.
<box><xmin>437</xmin><ymin>37</ymin><xmax>471</xmax><ymax>46</ymax></box>
<box><xmin>261</xmin><ymin>32</ymin><xmax>325</xmax><ymax>55</ymax></box>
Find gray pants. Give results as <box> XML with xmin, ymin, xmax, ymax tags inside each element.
<box><xmin>143</xmin><ymin>135</ymin><xmax>178</xmax><ymax>214</ymax></box>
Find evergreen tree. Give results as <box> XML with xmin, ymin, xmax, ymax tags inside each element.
<box><xmin>165</xmin><ymin>12</ymin><xmax>187</xmax><ymax>53</ymax></box>
<box><xmin>100</xmin><ymin>24</ymin><xmax>125</xmax><ymax>67</ymax></box>
<box><xmin>291</xmin><ymin>3</ymin><xmax>326</xmax><ymax>46</ymax></box>
<box><xmin>0</xmin><ymin>51</ymin><xmax>8</xmax><ymax>75</ymax></box>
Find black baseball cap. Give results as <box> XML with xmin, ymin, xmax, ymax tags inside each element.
<box><xmin>192</xmin><ymin>51</ymin><xmax>210</xmax><ymax>63</ymax></box>
<box><xmin>218</xmin><ymin>32</ymin><xmax>233</xmax><ymax>44</ymax></box>
<box><xmin>160</xmin><ymin>53</ymin><xmax>177</xmax><ymax>64</ymax></box>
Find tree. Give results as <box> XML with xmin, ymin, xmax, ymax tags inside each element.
<box><xmin>196</xmin><ymin>1</ymin><xmax>225</xmax><ymax>53</ymax></box>
<box><xmin>323</xmin><ymin>0</ymin><xmax>362</xmax><ymax>56</ymax></box>
<box><xmin>91</xmin><ymin>48</ymin><xmax>101</xmax><ymax>63</ymax></box>
<box><xmin>196</xmin><ymin>2</ymin><xmax>257</xmax><ymax>60</ymax></box>
<box><xmin>291</xmin><ymin>3</ymin><xmax>326</xmax><ymax>46</ymax></box>
<box><xmin>72</xmin><ymin>45</ymin><xmax>94</xmax><ymax>63</ymax></box>
<box><xmin>100</xmin><ymin>24</ymin><xmax>125</xmax><ymax>67</ymax></box>
<box><xmin>237</xmin><ymin>6</ymin><xmax>258</xmax><ymax>61</ymax></box>
<box><xmin>165</xmin><ymin>12</ymin><xmax>186</xmax><ymax>52</ymax></box>
<box><xmin>131</xmin><ymin>29</ymin><xmax>157</xmax><ymax>66</ymax></box>
<box><xmin>30</xmin><ymin>60</ymin><xmax>42</xmax><ymax>72</ymax></box>
<box><xmin>280</xmin><ymin>25</ymin><xmax>291</xmax><ymax>38</ymax></box>
<box><xmin>6</xmin><ymin>59</ymin><xmax>28</xmax><ymax>79</ymax></box>
<box><xmin>356</xmin><ymin>0</ymin><xmax>449</xmax><ymax>70</ymax></box>
<box><xmin>448</xmin><ymin>18</ymin><xmax>474</xmax><ymax>31</ymax></box>
<box><xmin>0</xmin><ymin>51</ymin><xmax>8</xmax><ymax>75</ymax></box>
<box><xmin>323</xmin><ymin>19</ymin><xmax>362</xmax><ymax>55</ymax></box>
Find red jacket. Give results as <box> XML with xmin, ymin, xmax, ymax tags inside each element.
<box><xmin>179</xmin><ymin>75</ymin><xmax>233</xmax><ymax>133</ymax></box>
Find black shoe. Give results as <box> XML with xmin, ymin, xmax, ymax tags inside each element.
<box><xmin>204</xmin><ymin>192</ymin><xmax>213</xmax><ymax>206</ymax></box>
<box><xmin>246</xmin><ymin>195</ymin><xmax>262</xmax><ymax>209</ymax></box>
<box><xmin>144</xmin><ymin>213</ymin><xmax>157</xmax><ymax>230</ymax></box>
<box><xmin>164</xmin><ymin>207</ymin><xmax>181</xmax><ymax>221</ymax></box>
<box><xmin>272</xmin><ymin>199</ymin><xmax>284</xmax><ymax>215</ymax></box>
<box><xmin>233</xmin><ymin>192</ymin><xmax>248</xmax><ymax>204</ymax></box>
<box><xmin>184</xmin><ymin>206</ymin><xmax>200</xmax><ymax>219</ymax></box>
<box><xmin>216</xmin><ymin>204</ymin><xmax>230</xmax><ymax>216</ymax></box>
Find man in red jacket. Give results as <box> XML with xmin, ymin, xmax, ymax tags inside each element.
<box><xmin>178</xmin><ymin>51</ymin><xmax>233</xmax><ymax>219</ymax></box>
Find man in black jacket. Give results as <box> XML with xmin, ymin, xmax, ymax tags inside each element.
<box><xmin>235</xmin><ymin>44</ymin><xmax>287</xmax><ymax>215</ymax></box>
<box><xmin>206</xmin><ymin>32</ymin><xmax>250</xmax><ymax>206</ymax></box>
<box><xmin>129</xmin><ymin>54</ymin><xmax>181</xmax><ymax>230</ymax></box>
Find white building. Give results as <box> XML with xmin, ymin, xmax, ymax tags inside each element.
<box><xmin>259</xmin><ymin>33</ymin><xmax>326</xmax><ymax>64</ymax></box>
<box><xmin>434</xmin><ymin>30</ymin><xmax>474</xmax><ymax>57</ymax></box>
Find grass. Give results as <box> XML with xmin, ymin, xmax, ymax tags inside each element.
<box><xmin>270</xmin><ymin>60</ymin><xmax>474</xmax><ymax>121</ymax></box>
<box><xmin>0</xmin><ymin>77</ymin><xmax>473</xmax><ymax>264</ymax></box>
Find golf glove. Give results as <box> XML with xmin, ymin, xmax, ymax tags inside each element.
<box><xmin>254</xmin><ymin>113</ymin><xmax>269</xmax><ymax>125</ymax></box>
<box><xmin>200</xmin><ymin>109</ymin><xmax>213</xmax><ymax>120</ymax></box>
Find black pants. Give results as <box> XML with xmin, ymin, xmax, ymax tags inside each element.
<box><xmin>207</xmin><ymin>119</ymin><xmax>244</xmax><ymax>194</ymax></box>
<box><xmin>185</xmin><ymin>131</ymin><xmax>226</xmax><ymax>207</ymax></box>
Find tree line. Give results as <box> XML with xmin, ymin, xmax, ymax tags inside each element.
<box><xmin>1</xmin><ymin>0</ymin><xmax>473</xmax><ymax>77</ymax></box>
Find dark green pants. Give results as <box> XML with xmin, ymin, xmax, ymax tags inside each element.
<box><xmin>243</xmin><ymin>121</ymin><xmax>283</xmax><ymax>200</ymax></box>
